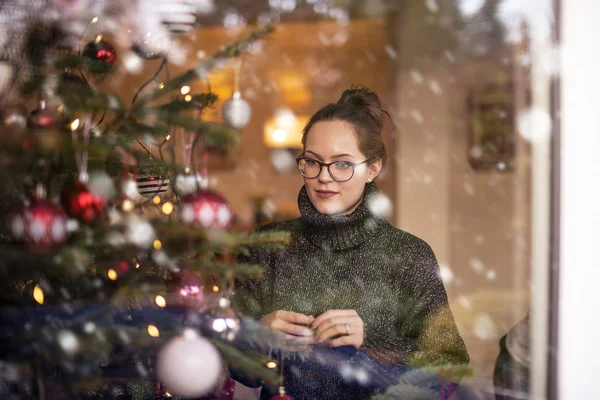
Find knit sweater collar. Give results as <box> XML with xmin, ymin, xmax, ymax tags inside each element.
<box><xmin>297</xmin><ymin>182</ymin><xmax>383</xmax><ymax>251</ymax></box>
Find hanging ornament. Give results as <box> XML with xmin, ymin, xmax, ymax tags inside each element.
<box><xmin>174</xmin><ymin>172</ymin><xmax>205</xmax><ymax>196</ymax></box>
<box><xmin>157</xmin><ymin>329</ymin><xmax>222</xmax><ymax>398</ymax></box>
<box><xmin>221</xmin><ymin>58</ymin><xmax>251</xmax><ymax>129</ymax></box>
<box><xmin>219</xmin><ymin>377</ymin><xmax>236</xmax><ymax>400</ymax></box>
<box><xmin>157</xmin><ymin>0</ymin><xmax>197</xmax><ymax>36</ymax></box>
<box><xmin>28</xmin><ymin>100</ymin><xmax>60</xmax><ymax>130</ymax></box>
<box><xmin>136</xmin><ymin>175</ymin><xmax>170</xmax><ymax>198</ymax></box>
<box><xmin>222</xmin><ymin>91</ymin><xmax>251</xmax><ymax>129</ymax></box>
<box><xmin>83</xmin><ymin>37</ymin><xmax>117</xmax><ymax>74</ymax></box>
<box><xmin>61</xmin><ymin>179</ymin><xmax>106</xmax><ymax>224</ymax></box>
<box><xmin>60</xmin><ymin>70</ymin><xmax>87</xmax><ymax>87</ymax></box>
<box><xmin>197</xmin><ymin>296</ymin><xmax>240</xmax><ymax>342</ymax></box>
<box><xmin>168</xmin><ymin>270</ymin><xmax>205</xmax><ymax>308</ymax></box>
<box><xmin>178</xmin><ymin>188</ymin><xmax>232</xmax><ymax>229</ymax></box>
<box><xmin>271</xmin><ymin>386</ymin><xmax>294</xmax><ymax>400</ymax></box>
<box><xmin>10</xmin><ymin>187</ymin><xmax>69</xmax><ymax>251</ymax></box>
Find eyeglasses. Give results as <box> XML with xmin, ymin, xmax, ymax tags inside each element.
<box><xmin>296</xmin><ymin>156</ymin><xmax>370</xmax><ymax>182</ymax></box>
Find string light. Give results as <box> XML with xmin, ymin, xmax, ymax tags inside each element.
<box><xmin>153</xmin><ymin>196</ymin><xmax>161</xmax><ymax>205</ymax></box>
<box><xmin>165</xmin><ymin>134</ymin><xmax>171</xmax><ymax>141</ymax></box>
<box><xmin>162</xmin><ymin>202</ymin><xmax>173</xmax><ymax>215</ymax></box>
<box><xmin>147</xmin><ymin>325</ymin><xmax>160</xmax><ymax>337</ymax></box>
<box><xmin>33</xmin><ymin>285</ymin><xmax>44</xmax><ymax>305</ymax></box>
<box><xmin>266</xmin><ymin>362</ymin><xmax>277</xmax><ymax>369</ymax></box>
<box><xmin>180</xmin><ymin>86</ymin><xmax>191</xmax><ymax>95</ymax></box>
<box><xmin>135</xmin><ymin>262</ymin><xmax>140</xmax><ymax>269</ymax></box>
<box><xmin>95</xmin><ymin>34</ymin><xmax>103</xmax><ymax>43</ymax></box>
<box><xmin>159</xmin><ymin>82</ymin><xmax>165</xmax><ymax>89</ymax></box>
<box><xmin>122</xmin><ymin>199</ymin><xmax>134</xmax><ymax>212</ymax></box>
<box><xmin>107</xmin><ymin>269</ymin><xmax>118</xmax><ymax>280</ymax></box>
<box><xmin>70</xmin><ymin>119</ymin><xmax>80</xmax><ymax>131</ymax></box>
<box><xmin>212</xmin><ymin>285</ymin><xmax>219</xmax><ymax>292</ymax></box>
<box><xmin>91</xmin><ymin>17</ymin><xmax>98</xmax><ymax>23</ymax></box>
<box><xmin>155</xmin><ymin>295</ymin><xmax>166</xmax><ymax>308</ymax></box>
<box><xmin>184</xmin><ymin>94</ymin><xmax>192</xmax><ymax>102</ymax></box>
<box><xmin>153</xmin><ymin>240</ymin><xmax>162</xmax><ymax>250</ymax></box>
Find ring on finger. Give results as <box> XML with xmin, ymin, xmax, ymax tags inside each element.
<box><xmin>345</xmin><ymin>323</ymin><xmax>350</xmax><ymax>335</ymax></box>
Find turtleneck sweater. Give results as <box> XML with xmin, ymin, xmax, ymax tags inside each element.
<box><xmin>233</xmin><ymin>182</ymin><xmax>469</xmax><ymax>397</ymax></box>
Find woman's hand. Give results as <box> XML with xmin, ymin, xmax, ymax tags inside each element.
<box><xmin>312</xmin><ymin>309</ymin><xmax>365</xmax><ymax>349</ymax></box>
<box><xmin>259</xmin><ymin>310</ymin><xmax>315</xmax><ymax>342</ymax></box>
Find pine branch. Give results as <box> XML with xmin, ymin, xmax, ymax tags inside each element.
<box><xmin>211</xmin><ymin>339</ymin><xmax>279</xmax><ymax>385</ymax></box>
<box><xmin>133</xmin><ymin>24</ymin><xmax>274</xmax><ymax>107</ymax></box>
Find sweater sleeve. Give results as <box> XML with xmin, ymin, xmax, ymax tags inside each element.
<box><xmin>365</xmin><ymin>238</ymin><xmax>469</xmax><ymax>369</ymax></box>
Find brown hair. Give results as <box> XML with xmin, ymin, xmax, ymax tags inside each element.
<box><xmin>301</xmin><ymin>85</ymin><xmax>388</xmax><ymax>167</ymax></box>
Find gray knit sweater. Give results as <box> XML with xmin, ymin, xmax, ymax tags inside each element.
<box><xmin>234</xmin><ymin>182</ymin><xmax>468</xmax><ymax>369</ymax></box>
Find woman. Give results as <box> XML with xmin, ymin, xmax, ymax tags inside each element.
<box><xmin>233</xmin><ymin>86</ymin><xmax>468</xmax><ymax>399</ymax></box>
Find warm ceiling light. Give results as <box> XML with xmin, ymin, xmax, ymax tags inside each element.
<box><xmin>264</xmin><ymin>114</ymin><xmax>308</xmax><ymax>149</ymax></box>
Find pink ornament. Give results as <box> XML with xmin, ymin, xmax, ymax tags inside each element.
<box><xmin>178</xmin><ymin>189</ymin><xmax>232</xmax><ymax>230</ymax></box>
<box><xmin>10</xmin><ymin>200</ymin><xmax>68</xmax><ymax>251</ymax></box>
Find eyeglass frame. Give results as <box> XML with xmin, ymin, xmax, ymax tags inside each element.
<box><xmin>295</xmin><ymin>155</ymin><xmax>372</xmax><ymax>182</ymax></box>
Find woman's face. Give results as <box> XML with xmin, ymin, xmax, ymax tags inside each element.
<box><xmin>302</xmin><ymin>120</ymin><xmax>381</xmax><ymax>215</ymax></box>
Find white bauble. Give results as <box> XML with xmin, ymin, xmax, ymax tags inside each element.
<box><xmin>174</xmin><ymin>172</ymin><xmax>205</xmax><ymax>196</ymax></box>
<box><xmin>221</xmin><ymin>91</ymin><xmax>251</xmax><ymax>129</ymax></box>
<box><xmin>157</xmin><ymin>331</ymin><xmax>222</xmax><ymax>398</ymax></box>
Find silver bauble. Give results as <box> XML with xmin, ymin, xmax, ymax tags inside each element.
<box><xmin>221</xmin><ymin>91</ymin><xmax>251</xmax><ymax>129</ymax></box>
<box><xmin>191</xmin><ymin>297</ymin><xmax>240</xmax><ymax>342</ymax></box>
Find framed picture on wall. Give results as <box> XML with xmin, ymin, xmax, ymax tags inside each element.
<box><xmin>467</xmin><ymin>83</ymin><xmax>516</xmax><ymax>171</ymax></box>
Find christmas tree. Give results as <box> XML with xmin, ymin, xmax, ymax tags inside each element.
<box><xmin>0</xmin><ymin>1</ymin><xmax>296</xmax><ymax>398</ymax></box>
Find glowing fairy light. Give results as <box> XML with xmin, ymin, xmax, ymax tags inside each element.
<box><xmin>162</xmin><ymin>202</ymin><xmax>174</xmax><ymax>215</ymax></box>
<box><xmin>70</xmin><ymin>119</ymin><xmax>80</xmax><ymax>131</ymax></box>
<box><xmin>107</xmin><ymin>269</ymin><xmax>118</xmax><ymax>280</ymax></box>
<box><xmin>266</xmin><ymin>362</ymin><xmax>277</xmax><ymax>369</ymax></box>
<box><xmin>33</xmin><ymin>285</ymin><xmax>44</xmax><ymax>305</ymax></box>
<box><xmin>155</xmin><ymin>295</ymin><xmax>166</xmax><ymax>308</ymax></box>
<box><xmin>147</xmin><ymin>325</ymin><xmax>160</xmax><ymax>337</ymax></box>
<box><xmin>212</xmin><ymin>285</ymin><xmax>219</xmax><ymax>292</ymax></box>
<box><xmin>180</xmin><ymin>86</ymin><xmax>191</xmax><ymax>95</ymax></box>
<box><xmin>153</xmin><ymin>239</ymin><xmax>162</xmax><ymax>250</ymax></box>
<box><xmin>122</xmin><ymin>199</ymin><xmax>134</xmax><ymax>212</ymax></box>
<box><xmin>153</xmin><ymin>196</ymin><xmax>161</xmax><ymax>205</ymax></box>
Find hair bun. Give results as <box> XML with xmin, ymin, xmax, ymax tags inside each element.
<box><xmin>337</xmin><ymin>85</ymin><xmax>385</xmax><ymax>131</ymax></box>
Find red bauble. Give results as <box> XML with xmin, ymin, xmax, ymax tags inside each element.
<box><xmin>10</xmin><ymin>200</ymin><xmax>68</xmax><ymax>250</ymax></box>
<box><xmin>271</xmin><ymin>387</ymin><xmax>294</xmax><ymax>400</ymax></box>
<box><xmin>271</xmin><ymin>395</ymin><xmax>294</xmax><ymax>400</ymax></box>
<box><xmin>178</xmin><ymin>189</ymin><xmax>232</xmax><ymax>230</ymax></box>
<box><xmin>28</xmin><ymin>100</ymin><xmax>59</xmax><ymax>129</ymax></box>
<box><xmin>83</xmin><ymin>39</ymin><xmax>117</xmax><ymax>66</ymax></box>
<box><xmin>61</xmin><ymin>180</ymin><xmax>106</xmax><ymax>223</ymax></box>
